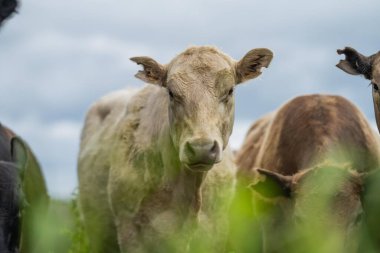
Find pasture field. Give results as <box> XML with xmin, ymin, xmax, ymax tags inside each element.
<box><xmin>32</xmin><ymin>197</ymin><xmax>88</xmax><ymax>253</ymax></box>
<box><xmin>39</xmin><ymin>161</ymin><xmax>380</xmax><ymax>253</ymax></box>
<box><xmin>35</xmin><ymin>150</ymin><xmax>380</xmax><ymax>253</ymax></box>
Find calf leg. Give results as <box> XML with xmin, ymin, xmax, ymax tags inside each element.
<box><xmin>78</xmin><ymin>158</ymin><xmax>119</xmax><ymax>253</ymax></box>
<box><xmin>108</xmin><ymin>163</ymin><xmax>148</xmax><ymax>253</ymax></box>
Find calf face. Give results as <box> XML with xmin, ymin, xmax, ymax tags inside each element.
<box><xmin>131</xmin><ymin>47</ymin><xmax>273</xmax><ymax>171</ymax></box>
<box><xmin>336</xmin><ymin>47</ymin><xmax>380</xmax><ymax>131</ymax></box>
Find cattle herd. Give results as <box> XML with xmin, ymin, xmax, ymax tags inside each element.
<box><xmin>2</xmin><ymin>2</ymin><xmax>380</xmax><ymax>253</ymax></box>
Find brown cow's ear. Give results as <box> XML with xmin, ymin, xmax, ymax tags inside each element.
<box><xmin>235</xmin><ymin>48</ymin><xmax>273</xmax><ymax>84</ymax></box>
<box><xmin>336</xmin><ymin>47</ymin><xmax>372</xmax><ymax>79</ymax></box>
<box><xmin>250</xmin><ymin>168</ymin><xmax>292</xmax><ymax>199</ymax></box>
<box><xmin>130</xmin><ymin>56</ymin><xmax>167</xmax><ymax>86</ymax></box>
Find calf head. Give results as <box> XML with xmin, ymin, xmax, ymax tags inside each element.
<box><xmin>336</xmin><ymin>47</ymin><xmax>380</xmax><ymax>132</ymax></box>
<box><xmin>131</xmin><ymin>46</ymin><xmax>273</xmax><ymax>171</ymax></box>
<box><xmin>250</xmin><ymin>166</ymin><xmax>370</xmax><ymax>251</ymax></box>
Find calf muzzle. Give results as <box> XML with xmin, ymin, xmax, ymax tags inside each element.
<box><xmin>183</xmin><ymin>138</ymin><xmax>221</xmax><ymax>171</ymax></box>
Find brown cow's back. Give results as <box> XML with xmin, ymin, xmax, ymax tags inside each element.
<box><xmin>235</xmin><ymin>113</ymin><xmax>273</xmax><ymax>174</ymax></box>
<box><xmin>237</xmin><ymin>94</ymin><xmax>380</xmax><ymax>176</ymax></box>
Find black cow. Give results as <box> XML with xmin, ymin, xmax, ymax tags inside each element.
<box><xmin>0</xmin><ymin>127</ymin><xmax>25</xmax><ymax>253</ymax></box>
<box><xmin>0</xmin><ymin>124</ymin><xmax>48</xmax><ymax>253</ymax></box>
<box><xmin>0</xmin><ymin>161</ymin><xmax>21</xmax><ymax>253</ymax></box>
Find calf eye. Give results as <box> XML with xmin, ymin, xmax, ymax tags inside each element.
<box><xmin>168</xmin><ymin>89</ymin><xmax>174</xmax><ymax>99</ymax></box>
<box><xmin>167</xmin><ymin>89</ymin><xmax>183</xmax><ymax>104</ymax></box>
<box><xmin>221</xmin><ymin>88</ymin><xmax>234</xmax><ymax>103</ymax></box>
<box><xmin>373</xmin><ymin>83</ymin><xmax>379</xmax><ymax>91</ymax></box>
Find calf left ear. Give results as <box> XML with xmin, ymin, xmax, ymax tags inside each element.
<box><xmin>10</xmin><ymin>137</ymin><xmax>29</xmax><ymax>179</ymax></box>
<box><xmin>336</xmin><ymin>47</ymin><xmax>373</xmax><ymax>79</ymax></box>
<box><xmin>250</xmin><ymin>168</ymin><xmax>292</xmax><ymax>199</ymax></box>
<box><xmin>130</xmin><ymin>56</ymin><xmax>167</xmax><ymax>86</ymax></box>
<box><xmin>236</xmin><ymin>48</ymin><xmax>273</xmax><ymax>84</ymax></box>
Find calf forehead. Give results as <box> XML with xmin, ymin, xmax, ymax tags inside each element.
<box><xmin>167</xmin><ymin>68</ymin><xmax>234</xmax><ymax>95</ymax></box>
<box><xmin>168</xmin><ymin>47</ymin><xmax>235</xmax><ymax>80</ymax></box>
<box><xmin>167</xmin><ymin>55</ymin><xmax>235</xmax><ymax>98</ymax></box>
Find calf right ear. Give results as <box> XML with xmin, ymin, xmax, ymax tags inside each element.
<box><xmin>130</xmin><ymin>56</ymin><xmax>167</xmax><ymax>86</ymax></box>
<box><xmin>336</xmin><ymin>47</ymin><xmax>372</xmax><ymax>79</ymax></box>
<box><xmin>250</xmin><ymin>168</ymin><xmax>293</xmax><ymax>199</ymax></box>
<box><xmin>235</xmin><ymin>48</ymin><xmax>274</xmax><ymax>84</ymax></box>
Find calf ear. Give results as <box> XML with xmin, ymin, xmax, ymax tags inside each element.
<box><xmin>336</xmin><ymin>47</ymin><xmax>372</xmax><ymax>79</ymax></box>
<box><xmin>236</xmin><ymin>48</ymin><xmax>273</xmax><ymax>84</ymax></box>
<box><xmin>250</xmin><ymin>168</ymin><xmax>292</xmax><ymax>199</ymax></box>
<box><xmin>10</xmin><ymin>137</ymin><xmax>28</xmax><ymax>179</ymax></box>
<box><xmin>130</xmin><ymin>56</ymin><xmax>167</xmax><ymax>86</ymax></box>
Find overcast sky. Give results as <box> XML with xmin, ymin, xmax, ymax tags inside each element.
<box><xmin>0</xmin><ymin>0</ymin><xmax>379</xmax><ymax>198</ymax></box>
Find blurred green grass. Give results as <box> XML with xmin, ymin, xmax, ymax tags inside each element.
<box><xmin>38</xmin><ymin>183</ymin><xmax>380</xmax><ymax>253</ymax></box>
<box><xmin>34</xmin><ymin>157</ymin><xmax>380</xmax><ymax>253</ymax></box>
<box><xmin>34</xmin><ymin>196</ymin><xmax>88</xmax><ymax>253</ymax></box>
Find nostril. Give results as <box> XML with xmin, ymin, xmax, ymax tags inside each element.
<box><xmin>209</xmin><ymin>141</ymin><xmax>219</xmax><ymax>156</ymax></box>
<box><xmin>208</xmin><ymin>141</ymin><xmax>219</xmax><ymax>161</ymax></box>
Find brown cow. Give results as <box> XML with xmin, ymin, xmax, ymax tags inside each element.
<box><xmin>336</xmin><ymin>47</ymin><xmax>380</xmax><ymax>132</ymax></box>
<box><xmin>235</xmin><ymin>95</ymin><xmax>380</xmax><ymax>252</ymax></box>
<box><xmin>78</xmin><ymin>46</ymin><xmax>274</xmax><ymax>253</ymax></box>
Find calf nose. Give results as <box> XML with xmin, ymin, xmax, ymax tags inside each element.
<box><xmin>184</xmin><ymin>139</ymin><xmax>220</xmax><ymax>165</ymax></box>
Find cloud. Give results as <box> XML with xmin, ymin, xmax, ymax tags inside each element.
<box><xmin>230</xmin><ymin>120</ymin><xmax>252</xmax><ymax>151</ymax></box>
